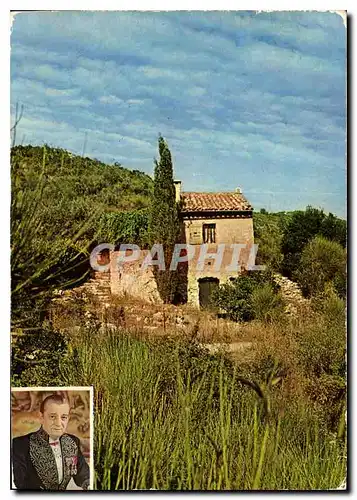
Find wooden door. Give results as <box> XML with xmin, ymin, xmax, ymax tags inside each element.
<box><xmin>198</xmin><ymin>278</ymin><xmax>219</xmax><ymax>309</ymax></box>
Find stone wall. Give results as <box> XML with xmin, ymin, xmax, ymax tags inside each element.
<box><xmin>184</xmin><ymin>216</ymin><xmax>254</xmax><ymax>246</ymax></box>
<box><xmin>110</xmin><ymin>249</ymin><xmax>163</xmax><ymax>304</ymax></box>
<box><xmin>273</xmin><ymin>273</ymin><xmax>310</xmax><ymax>315</ymax></box>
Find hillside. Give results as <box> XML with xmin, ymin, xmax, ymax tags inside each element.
<box><xmin>11</xmin><ymin>145</ymin><xmax>153</xmax><ymax>311</ymax></box>
<box><xmin>11</xmin><ymin>144</ymin><xmax>153</xmax><ymax>242</ymax></box>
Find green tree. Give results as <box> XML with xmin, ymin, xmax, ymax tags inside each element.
<box><xmin>294</xmin><ymin>235</ymin><xmax>347</xmax><ymax>298</ymax></box>
<box><xmin>281</xmin><ymin>206</ymin><xmax>326</xmax><ymax>277</ymax></box>
<box><xmin>320</xmin><ymin>212</ymin><xmax>347</xmax><ymax>248</ymax></box>
<box><xmin>281</xmin><ymin>206</ymin><xmax>347</xmax><ymax>278</ymax></box>
<box><xmin>253</xmin><ymin>213</ymin><xmax>284</xmax><ymax>270</ymax></box>
<box><xmin>149</xmin><ymin>136</ymin><xmax>180</xmax><ymax>303</ymax></box>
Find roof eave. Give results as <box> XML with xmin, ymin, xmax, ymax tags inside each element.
<box><xmin>181</xmin><ymin>209</ymin><xmax>253</xmax><ymax>218</ymax></box>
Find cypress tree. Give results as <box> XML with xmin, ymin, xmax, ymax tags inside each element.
<box><xmin>149</xmin><ymin>136</ymin><xmax>180</xmax><ymax>303</ymax></box>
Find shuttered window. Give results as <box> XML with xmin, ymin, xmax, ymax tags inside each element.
<box><xmin>203</xmin><ymin>223</ymin><xmax>216</xmax><ymax>243</ymax></box>
<box><xmin>189</xmin><ymin>223</ymin><xmax>203</xmax><ymax>244</ymax></box>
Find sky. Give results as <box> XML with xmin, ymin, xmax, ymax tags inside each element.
<box><xmin>10</xmin><ymin>10</ymin><xmax>347</xmax><ymax>217</ymax></box>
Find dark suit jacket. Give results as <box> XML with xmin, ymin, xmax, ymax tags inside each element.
<box><xmin>12</xmin><ymin>426</ymin><xmax>90</xmax><ymax>490</ymax></box>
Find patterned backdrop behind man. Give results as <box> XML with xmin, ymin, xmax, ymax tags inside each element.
<box><xmin>11</xmin><ymin>389</ymin><xmax>91</xmax><ymax>490</ymax></box>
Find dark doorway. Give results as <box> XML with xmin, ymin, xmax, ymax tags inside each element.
<box><xmin>198</xmin><ymin>277</ymin><xmax>219</xmax><ymax>309</ymax></box>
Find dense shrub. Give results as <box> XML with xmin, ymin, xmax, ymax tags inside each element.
<box><xmin>296</xmin><ymin>305</ymin><xmax>346</xmax><ymax>431</ymax></box>
<box><xmin>310</xmin><ymin>283</ymin><xmax>346</xmax><ymax>324</ymax></box>
<box><xmin>211</xmin><ymin>271</ymin><xmax>282</xmax><ymax>322</ymax></box>
<box><xmin>251</xmin><ymin>284</ymin><xmax>285</xmax><ymax>323</ymax></box>
<box><xmin>294</xmin><ymin>236</ymin><xmax>346</xmax><ymax>298</ymax></box>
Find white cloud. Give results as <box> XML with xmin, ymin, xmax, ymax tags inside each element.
<box><xmin>99</xmin><ymin>95</ymin><xmax>123</xmax><ymax>105</ymax></box>
<box><xmin>45</xmin><ymin>87</ymin><xmax>75</xmax><ymax>97</ymax></box>
<box><xmin>138</xmin><ymin>67</ymin><xmax>187</xmax><ymax>81</ymax></box>
<box><xmin>127</xmin><ymin>99</ymin><xmax>146</xmax><ymax>105</ymax></box>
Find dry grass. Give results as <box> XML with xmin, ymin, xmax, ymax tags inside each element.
<box><xmin>51</xmin><ymin>290</ymin><xmax>346</xmax><ymax>422</ymax></box>
<box><xmin>51</xmin><ymin>290</ymin><xmax>256</xmax><ymax>345</ymax></box>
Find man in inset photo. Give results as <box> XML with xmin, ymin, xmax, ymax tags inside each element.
<box><xmin>12</xmin><ymin>393</ymin><xmax>90</xmax><ymax>490</ymax></box>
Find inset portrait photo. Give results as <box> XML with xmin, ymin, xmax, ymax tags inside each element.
<box><xmin>11</xmin><ymin>386</ymin><xmax>93</xmax><ymax>491</ymax></box>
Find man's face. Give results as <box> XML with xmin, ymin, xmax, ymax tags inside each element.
<box><xmin>40</xmin><ymin>402</ymin><xmax>70</xmax><ymax>439</ymax></box>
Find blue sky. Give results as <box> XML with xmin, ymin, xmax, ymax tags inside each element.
<box><xmin>10</xmin><ymin>11</ymin><xmax>346</xmax><ymax>216</ymax></box>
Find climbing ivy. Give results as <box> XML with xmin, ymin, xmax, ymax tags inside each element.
<box><xmin>97</xmin><ymin>209</ymin><xmax>150</xmax><ymax>247</ymax></box>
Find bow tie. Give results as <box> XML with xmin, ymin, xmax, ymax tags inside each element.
<box><xmin>49</xmin><ymin>441</ymin><xmax>60</xmax><ymax>446</ymax></box>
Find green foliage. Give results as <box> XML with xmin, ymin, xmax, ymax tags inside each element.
<box><xmin>149</xmin><ymin>136</ymin><xmax>180</xmax><ymax>246</ymax></box>
<box><xmin>254</xmin><ymin>207</ymin><xmax>347</xmax><ymax>301</ymax></box>
<box><xmin>11</xmin><ymin>322</ymin><xmax>70</xmax><ymax>387</ymax></box>
<box><xmin>11</xmin><ymin>144</ymin><xmax>153</xmax><ymax>246</ymax></box>
<box><xmin>149</xmin><ymin>136</ymin><xmax>181</xmax><ymax>303</ymax></box>
<box><xmin>211</xmin><ymin>271</ymin><xmax>282</xmax><ymax>322</ymax></box>
<box><xmin>11</xmin><ymin>145</ymin><xmax>97</xmax><ymax>328</ymax></box>
<box><xmin>294</xmin><ymin>236</ymin><xmax>347</xmax><ymax>298</ymax></box>
<box><xmin>253</xmin><ymin>213</ymin><xmax>285</xmax><ymax>270</ymax></box>
<box><xmin>251</xmin><ymin>284</ymin><xmax>285</xmax><ymax>323</ymax></box>
<box><xmin>296</xmin><ymin>297</ymin><xmax>346</xmax><ymax>430</ymax></box>
<box><xmin>320</xmin><ymin>213</ymin><xmax>347</xmax><ymax>248</ymax></box>
<box><xmin>297</xmin><ymin>318</ymin><xmax>345</xmax><ymax>387</ymax></box>
<box><xmin>281</xmin><ymin>206</ymin><xmax>346</xmax><ymax>278</ymax></box>
<box><xmin>311</xmin><ymin>283</ymin><xmax>346</xmax><ymax>324</ymax></box>
<box><xmin>98</xmin><ymin>209</ymin><xmax>150</xmax><ymax>247</ymax></box>
<box><xmin>281</xmin><ymin>206</ymin><xmax>326</xmax><ymax>277</ymax></box>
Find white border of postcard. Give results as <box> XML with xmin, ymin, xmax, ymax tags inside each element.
<box><xmin>10</xmin><ymin>386</ymin><xmax>94</xmax><ymax>491</ymax></box>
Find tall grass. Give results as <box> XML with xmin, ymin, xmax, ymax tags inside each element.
<box><xmin>60</xmin><ymin>329</ymin><xmax>346</xmax><ymax>490</ymax></box>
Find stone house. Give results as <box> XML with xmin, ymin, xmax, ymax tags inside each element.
<box><xmin>175</xmin><ymin>181</ymin><xmax>254</xmax><ymax>307</ymax></box>
<box><xmin>104</xmin><ymin>181</ymin><xmax>254</xmax><ymax>308</ymax></box>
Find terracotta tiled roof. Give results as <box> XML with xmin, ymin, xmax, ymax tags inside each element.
<box><xmin>181</xmin><ymin>191</ymin><xmax>253</xmax><ymax>212</ymax></box>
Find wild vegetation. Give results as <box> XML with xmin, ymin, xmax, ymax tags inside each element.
<box><xmin>12</xmin><ymin>306</ymin><xmax>346</xmax><ymax>490</ymax></box>
<box><xmin>11</xmin><ymin>141</ymin><xmax>347</xmax><ymax>490</ymax></box>
<box><xmin>11</xmin><ymin>145</ymin><xmax>153</xmax><ymax>326</ymax></box>
<box><xmin>11</xmin><ymin>145</ymin><xmax>153</xmax><ymax>250</ymax></box>
<box><xmin>253</xmin><ymin>206</ymin><xmax>346</xmax><ymax>298</ymax></box>
<box><xmin>294</xmin><ymin>235</ymin><xmax>347</xmax><ymax>298</ymax></box>
<box><xmin>211</xmin><ymin>270</ymin><xmax>285</xmax><ymax>323</ymax></box>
